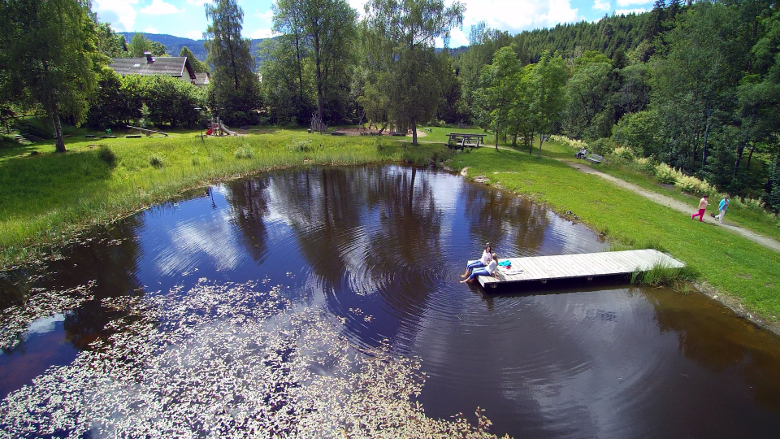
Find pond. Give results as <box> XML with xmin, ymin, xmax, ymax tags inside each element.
<box><xmin>2</xmin><ymin>165</ymin><xmax>780</xmax><ymax>437</ymax></box>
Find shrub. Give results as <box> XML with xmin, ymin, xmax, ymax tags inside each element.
<box><xmin>655</xmin><ymin>163</ymin><xmax>679</xmax><ymax>185</ymax></box>
<box><xmin>549</xmin><ymin>135</ymin><xmax>588</xmax><ymax>151</ymax></box>
<box><xmin>588</xmin><ymin>138</ymin><xmax>617</xmax><ymax>156</ymax></box>
<box><xmin>97</xmin><ymin>145</ymin><xmax>117</xmax><ymax>167</ymax></box>
<box><xmin>374</xmin><ymin>138</ymin><xmax>391</xmax><ymax>153</ymax></box>
<box><xmin>732</xmin><ymin>196</ymin><xmax>766</xmax><ymax>213</ymax></box>
<box><xmin>675</xmin><ymin>174</ymin><xmax>713</xmax><ymax>196</ymax></box>
<box><xmin>632</xmin><ymin>156</ymin><xmax>655</xmax><ymax>175</ymax></box>
<box><xmin>289</xmin><ymin>139</ymin><xmax>313</xmax><ymax>152</ymax></box>
<box><xmin>612</xmin><ymin>146</ymin><xmax>635</xmax><ymax>161</ymax></box>
<box><xmin>235</xmin><ymin>146</ymin><xmax>254</xmax><ymax>159</ymax></box>
<box><xmin>149</xmin><ymin>154</ymin><xmax>164</xmax><ymax>168</ymax></box>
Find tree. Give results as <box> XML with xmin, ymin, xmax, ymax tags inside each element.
<box><xmin>95</xmin><ymin>22</ymin><xmax>128</xmax><ymax>58</ymax></box>
<box><xmin>650</xmin><ymin>1</ymin><xmax>743</xmax><ymax>173</ymax></box>
<box><xmin>530</xmin><ymin>51</ymin><xmax>568</xmax><ymax>156</ymax></box>
<box><xmin>179</xmin><ymin>46</ymin><xmax>209</xmax><ymax>73</ymax></box>
<box><xmin>477</xmin><ymin>46</ymin><xmax>521</xmax><ymax>149</ymax></box>
<box><xmin>363</xmin><ymin>0</ymin><xmax>464</xmax><ymax>145</ymax></box>
<box><xmin>454</xmin><ymin>22</ymin><xmax>513</xmax><ymax>125</ymax></box>
<box><xmin>563</xmin><ymin>60</ymin><xmax>611</xmax><ymax>139</ymax></box>
<box><xmin>271</xmin><ymin>0</ymin><xmax>309</xmax><ymax>122</ymax></box>
<box><xmin>0</xmin><ymin>0</ymin><xmax>100</xmax><ymax>152</ymax></box>
<box><xmin>258</xmin><ymin>36</ymin><xmax>315</xmax><ymax>125</ymax></box>
<box><xmin>274</xmin><ymin>0</ymin><xmax>357</xmax><ymax>130</ymax></box>
<box><xmin>204</xmin><ymin>0</ymin><xmax>261</xmax><ymax>125</ymax></box>
<box><xmin>150</xmin><ymin>41</ymin><xmax>167</xmax><ymax>57</ymax></box>
<box><xmin>128</xmin><ymin>33</ymin><xmax>153</xmax><ymax>57</ymax></box>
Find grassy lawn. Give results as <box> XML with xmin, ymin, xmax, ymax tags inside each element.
<box><xmin>2</xmin><ymin>128</ymin><xmax>779</xmax><ymax>326</ymax></box>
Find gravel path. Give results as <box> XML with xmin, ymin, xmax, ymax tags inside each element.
<box><xmin>565</xmin><ymin>161</ymin><xmax>780</xmax><ymax>253</ymax></box>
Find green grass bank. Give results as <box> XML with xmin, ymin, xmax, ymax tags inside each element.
<box><xmin>2</xmin><ymin>128</ymin><xmax>779</xmax><ymax>331</ymax></box>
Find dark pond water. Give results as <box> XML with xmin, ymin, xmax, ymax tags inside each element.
<box><xmin>3</xmin><ymin>165</ymin><xmax>780</xmax><ymax>437</ymax></box>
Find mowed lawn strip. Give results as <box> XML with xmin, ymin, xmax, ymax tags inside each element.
<box><xmin>455</xmin><ymin>147</ymin><xmax>780</xmax><ymax>321</ymax></box>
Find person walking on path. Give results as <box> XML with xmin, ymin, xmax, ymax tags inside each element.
<box><xmin>714</xmin><ymin>195</ymin><xmax>730</xmax><ymax>223</ymax></box>
<box><xmin>691</xmin><ymin>195</ymin><xmax>709</xmax><ymax>221</ymax></box>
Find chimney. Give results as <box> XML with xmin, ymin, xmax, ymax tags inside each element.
<box><xmin>144</xmin><ymin>51</ymin><xmax>154</xmax><ymax>63</ymax></box>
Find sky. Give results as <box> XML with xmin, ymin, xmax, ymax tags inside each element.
<box><xmin>93</xmin><ymin>0</ymin><xmax>653</xmax><ymax>47</ymax></box>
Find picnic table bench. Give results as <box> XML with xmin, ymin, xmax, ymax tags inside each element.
<box><xmin>586</xmin><ymin>153</ymin><xmax>603</xmax><ymax>164</ymax></box>
<box><xmin>447</xmin><ymin>133</ymin><xmax>486</xmax><ymax>150</ymax></box>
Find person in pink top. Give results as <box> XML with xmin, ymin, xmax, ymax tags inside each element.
<box><xmin>691</xmin><ymin>195</ymin><xmax>709</xmax><ymax>221</ymax></box>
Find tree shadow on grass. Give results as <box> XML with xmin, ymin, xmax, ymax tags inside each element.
<box><xmin>0</xmin><ymin>147</ymin><xmax>115</xmax><ymax>222</ymax></box>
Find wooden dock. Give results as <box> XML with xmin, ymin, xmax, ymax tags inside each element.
<box><xmin>475</xmin><ymin>249</ymin><xmax>685</xmax><ymax>289</ymax></box>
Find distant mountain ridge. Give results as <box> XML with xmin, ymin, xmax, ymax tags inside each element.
<box><xmin>118</xmin><ymin>32</ymin><xmax>266</xmax><ymax>65</ymax></box>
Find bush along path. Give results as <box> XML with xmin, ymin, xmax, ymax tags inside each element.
<box><xmin>564</xmin><ymin>160</ymin><xmax>780</xmax><ymax>253</ymax></box>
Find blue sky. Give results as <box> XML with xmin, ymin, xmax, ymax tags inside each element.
<box><xmin>93</xmin><ymin>0</ymin><xmax>653</xmax><ymax>46</ymax></box>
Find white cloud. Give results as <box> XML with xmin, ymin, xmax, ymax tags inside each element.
<box><xmin>93</xmin><ymin>0</ymin><xmax>140</xmax><ymax>32</ymax></box>
<box><xmin>255</xmin><ymin>9</ymin><xmax>274</xmax><ymax>22</ymax></box>
<box><xmin>593</xmin><ymin>0</ymin><xmax>611</xmax><ymax>12</ymax></box>
<box><xmin>141</xmin><ymin>0</ymin><xmax>183</xmax><ymax>15</ymax></box>
<box><xmin>348</xmin><ymin>0</ymin><xmax>367</xmax><ymax>16</ymax></box>
<box><xmin>249</xmin><ymin>28</ymin><xmax>277</xmax><ymax>39</ymax></box>
<box><xmin>459</xmin><ymin>0</ymin><xmax>581</xmax><ymax>36</ymax></box>
<box><xmin>614</xmin><ymin>8</ymin><xmax>647</xmax><ymax>15</ymax></box>
<box><xmin>448</xmin><ymin>27</ymin><xmax>469</xmax><ymax>47</ymax></box>
<box><xmin>616</xmin><ymin>0</ymin><xmax>650</xmax><ymax>6</ymax></box>
<box><xmin>186</xmin><ymin>30</ymin><xmax>204</xmax><ymax>40</ymax></box>
<box><xmin>186</xmin><ymin>0</ymin><xmax>212</xmax><ymax>4</ymax></box>
<box><xmin>145</xmin><ymin>26</ymin><xmax>160</xmax><ymax>33</ymax></box>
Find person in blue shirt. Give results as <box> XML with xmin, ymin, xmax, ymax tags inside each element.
<box><xmin>715</xmin><ymin>195</ymin><xmax>730</xmax><ymax>223</ymax></box>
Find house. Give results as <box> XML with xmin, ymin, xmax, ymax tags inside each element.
<box><xmin>109</xmin><ymin>52</ymin><xmax>208</xmax><ymax>86</ymax></box>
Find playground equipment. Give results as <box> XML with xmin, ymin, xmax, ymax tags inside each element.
<box><xmin>205</xmin><ymin>117</ymin><xmax>237</xmax><ymax>136</ymax></box>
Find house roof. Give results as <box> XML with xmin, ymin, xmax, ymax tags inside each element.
<box><xmin>109</xmin><ymin>55</ymin><xmax>196</xmax><ymax>80</ymax></box>
<box><xmin>194</xmin><ymin>72</ymin><xmax>210</xmax><ymax>86</ymax></box>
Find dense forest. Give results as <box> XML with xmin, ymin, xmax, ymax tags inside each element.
<box><xmin>1</xmin><ymin>0</ymin><xmax>780</xmax><ymax>213</ymax></box>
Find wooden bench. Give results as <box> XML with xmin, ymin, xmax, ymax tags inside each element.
<box><xmin>586</xmin><ymin>153</ymin><xmax>603</xmax><ymax>164</ymax></box>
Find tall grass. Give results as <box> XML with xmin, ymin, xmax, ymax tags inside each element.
<box><xmin>630</xmin><ymin>263</ymin><xmax>696</xmax><ymax>292</ymax></box>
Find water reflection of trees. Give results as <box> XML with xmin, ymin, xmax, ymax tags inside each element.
<box><xmin>57</xmin><ymin>220</ymin><xmax>144</xmax><ymax>350</ymax></box>
<box><xmin>224</xmin><ymin>178</ymin><xmax>270</xmax><ymax>264</ymax></box>
<box><xmin>363</xmin><ymin>167</ymin><xmax>444</xmax><ymax>312</ymax></box>
<box><xmin>2</xmin><ymin>219</ymin><xmax>145</xmax><ymax>354</ymax></box>
<box><xmin>461</xmin><ymin>185</ymin><xmax>550</xmax><ymax>256</ymax></box>
<box><xmin>648</xmin><ymin>288</ymin><xmax>780</xmax><ymax>413</ymax></box>
<box><xmin>268</xmin><ymin>167</ymin><xmax>368</xmax><ymax>288</ymax></box>
<box><xmin>266</xmin><ymin>166</ymin><xmax>445</xmax><ymax>327</ymax></box>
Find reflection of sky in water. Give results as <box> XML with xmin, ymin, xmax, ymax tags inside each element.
<box><xmin>26</xmin><ymin>314</ymin><xmax>65</xmax><ymax>335</ymax></box>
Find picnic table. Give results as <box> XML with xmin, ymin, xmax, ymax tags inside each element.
<box><xmin>447</xmin><ymin>133</ymin><xmax>487</xmax><ymax>149</ymax></box>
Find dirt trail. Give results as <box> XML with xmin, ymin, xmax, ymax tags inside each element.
<box><xmin>565</xmin><ymin>161</ymin><xmax>780</xmax><ymax>252</ymax></box>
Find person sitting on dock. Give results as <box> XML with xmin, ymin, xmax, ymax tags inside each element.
<box><xmin>462</xmin><ymin>243</ymin><xmax>492</xmax><ymax>278</ymax></box>
<box><xmin>461</xmin><ymin>253</ymin><xmax>498</xmax><ymax>283</ymax></box>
